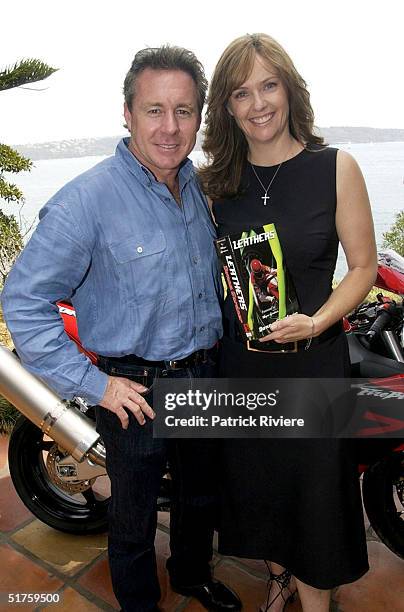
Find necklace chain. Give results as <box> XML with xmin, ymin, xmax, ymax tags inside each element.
<box><xmin>250</xmin><ymin>162</ymin><xmax>283</xmax><ymax>206</ymax></box>
<box><xmin>250</xmin><ymin>142</ymin><xmax>297</xmax><ymax>206</ymax></box>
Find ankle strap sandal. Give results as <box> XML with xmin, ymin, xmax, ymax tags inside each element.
<box><xmin>261</xmin><ymin>564</ymin><xmax>297</xmax><ymax>611</ymax></box>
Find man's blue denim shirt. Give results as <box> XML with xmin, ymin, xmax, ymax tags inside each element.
<box><xmin>1</xmin><ymin>138</ymin><xmax>223</xmax><ymax>405</ymax></box>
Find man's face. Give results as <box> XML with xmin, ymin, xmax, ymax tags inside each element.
<box><xmin>124</xmin><ymin>68</ymin><xmax>201</xmax><ymax>181</ymax></box>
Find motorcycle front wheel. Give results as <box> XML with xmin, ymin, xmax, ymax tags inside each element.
<box><xmin>363</xmin><ymin>451</ymin><xmax>404</xmax><ymax>560</ymax></box>
<box><xmin>8</xmin><ymin>415</ymin><xmax>110</xmax><ymax>535</ymax></box>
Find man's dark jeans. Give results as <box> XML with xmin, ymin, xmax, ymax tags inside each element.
<box><xmin>95</xmin><ymin>355</ymin><xmax>218</xmax><ymax>612</ymax></box>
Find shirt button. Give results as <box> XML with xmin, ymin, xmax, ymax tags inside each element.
<box><xmin>200</xmin><ymin>326</ymin><xmax>205</xmax><ymax>332</ymax></box>
<box><xmin>198</xmin><ymin>292</ymin><xmax>203</xmax><ymax>299</ymax></box>
<box><xmin>137</xmin><ymin>246</ymin><xmax>143</xmax><ymax>254</ymax></box>
<box><xmin>193</xmin><ymin>257</ymin><xmax>198</xmax><ymax>264</ymax></box>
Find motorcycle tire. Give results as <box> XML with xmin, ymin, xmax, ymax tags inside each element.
<box><xmin>8</xmin><ymin>414</ymin><xmax>110</xmax><ymax>535</ymax></box>
<box><xmin>362</xmin><ymin>451</ymin><xmax>404</xmax><ymax>560</ymax></box>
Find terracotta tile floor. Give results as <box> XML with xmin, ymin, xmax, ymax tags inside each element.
<box><xmin>1</xmin><ymin>433</ymin><xmax>403</xmax><ymax>611</ymax></box>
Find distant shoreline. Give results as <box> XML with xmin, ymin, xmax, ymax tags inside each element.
<box><xmin>11</xmin><ymin>127</ymin><xmax>404</xmax><ymax>162</ymax></box>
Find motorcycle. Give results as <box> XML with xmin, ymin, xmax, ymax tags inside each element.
<box><xmin>1</xmin><ymin>250</ymin><xmax>404</xmax><ymax>559</ymax></box>
<box><xmin>344</xmin><ymin>249</ymin><xmax>404</xmax><ymax>559</ymax></box>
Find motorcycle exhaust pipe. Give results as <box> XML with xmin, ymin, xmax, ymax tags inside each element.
<box><xmin>0</xmin><ymin>345</ymin><xmax>105</xmax><ymax>467</ymax></box>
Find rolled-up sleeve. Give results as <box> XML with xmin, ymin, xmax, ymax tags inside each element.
<box><xmin>1</xmin><ymin>199</ymin><xmax>108</xmax><ymax>405</ymax></box>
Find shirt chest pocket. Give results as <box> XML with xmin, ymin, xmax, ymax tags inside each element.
<box><xmin>108</xmin><ymin>231</ymin><xmax>171</xmax><ymax>303</ymax></box>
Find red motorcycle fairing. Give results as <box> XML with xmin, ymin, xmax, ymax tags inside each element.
<box><xmin>57</xmin><ymin>301</ymin><xmax>98</xmax><ymax>365</ymax></box>
<box><xmin>375</xmin><ymin>250</ymin><xmax>404</xmax><ymax>295</ymax></box>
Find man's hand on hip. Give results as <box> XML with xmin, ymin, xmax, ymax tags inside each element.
<box><xmin>99</xmin><ymin>375</ymin><xmax>155</xmax><ymax>429</ymax></box>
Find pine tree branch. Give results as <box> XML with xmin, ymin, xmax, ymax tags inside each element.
<box><xmin>0</xmin><ymin>59</ymin><xmax>58</xmax><ymax>91</ymax></box>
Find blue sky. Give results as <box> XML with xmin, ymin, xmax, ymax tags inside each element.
<box><xmin>2</xmin><ymin>0</ymin><xmax>403</xmax><ymax>143</ymax></box>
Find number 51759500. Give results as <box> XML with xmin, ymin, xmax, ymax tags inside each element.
<box><xmin>7</xmin><ymin>593</ymin><xmax>61</xmax><ymax>604</ymax></box>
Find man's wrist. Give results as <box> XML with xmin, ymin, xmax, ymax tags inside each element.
<box><xmin>81</xmin><ymin>366</ymin><xmax>109</xmax><ymax>406</ymax></box>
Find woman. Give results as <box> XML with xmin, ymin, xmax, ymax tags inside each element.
<box><xmin>199</xmin><ymin>34</ymin><xmax>377</xmax><ymax>612</ymax></box>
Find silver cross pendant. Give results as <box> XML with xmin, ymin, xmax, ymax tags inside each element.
<box><xmin>262</xmin><ymin>193</ymin><xmax>270</xmax><ymax>206</ymax></box>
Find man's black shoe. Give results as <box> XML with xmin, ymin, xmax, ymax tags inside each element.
<box><xmin>170</xmin><ymin>579</ymin><xmax>241</xmax><ymax>611</ymax></box>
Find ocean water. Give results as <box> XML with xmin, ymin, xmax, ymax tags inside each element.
<box><xmin>2</xmin><ymin>142</ymin><xmax>403</xmax><ymax>279</ymax></box>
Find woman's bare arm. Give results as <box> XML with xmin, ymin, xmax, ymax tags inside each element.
<box><xmin>261</xmin><ymin>150</ymin><xmax>377</xmax><ymax>343</ymax></box>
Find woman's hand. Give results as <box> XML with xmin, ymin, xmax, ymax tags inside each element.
<box><xmin>259</xmin><ymin>313</ymin><xmax>316</xmax><ymax>343</ymax></box>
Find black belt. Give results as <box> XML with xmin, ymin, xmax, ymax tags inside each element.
<box><xmin>223</xmin><ymin>318</ymin><xmax>343</xmax><ymax>353</ymax></box>
<box><xmin>99</xmin><ymin>346</ymin><xmax>216</xmax><ymax>371</ymax></box>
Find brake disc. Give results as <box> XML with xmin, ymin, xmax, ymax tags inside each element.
<box><xmin>46</xmin><ymin>444</ymin><xmax>96</xmax><ymax>494</ymax></box>
<box><xmin>396</xmin><ymin>478</ymin><xmax>404</xmax><ymax>507</ymax></box>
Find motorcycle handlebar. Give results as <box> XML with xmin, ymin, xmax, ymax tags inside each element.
<box><xmin>366</xmin><ymin>307</ymin><xmax>394</xmax><ymax>341</ymax></box>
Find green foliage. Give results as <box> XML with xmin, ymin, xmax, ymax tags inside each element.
<box><xmin>383</xmin><ymin>211</ymin><xmax>404</xmax><ymax>257</ymax></box>
<box><xmin>0</xmin><ymin>145</ymin><xmax>32</xmax><ymax>202</ymax></box>
<box><xmin>0</xmin><ymin>59</ymin><xmax>55</xmax><ymax>207</ymax></box>
<box><xmin>0</xmin><ymin>210</ymin><xmax>24</xmax><ymax>285</ymax></box>
<box><xmin>0</xmin><ymin>57</ymin><xmax>56</xmax><ymax>285</ymax></box>
<box><xmin>0</xmin><ymin>177</ymin><xmax>23</xmax><ymax>202</ymax></box>
<box><xmin>0</xmin><ymin>396</ymin><xmax>19</xmax><ymax>434</ymax></box>
<box><xmin>0</xmin><ymin>59</ymin><xmax>58</xmax><ymax>91</ymax></box>
<box><xmin>0</xmin><ymin>144</ymin><xmax>32</xmax><ymax>173</ymax></box>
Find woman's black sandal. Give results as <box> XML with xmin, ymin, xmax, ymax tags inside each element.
<box><xmin>260</xmin><ymin>563</ymin><xmax>297</xmax><ymax>611</ymax></box>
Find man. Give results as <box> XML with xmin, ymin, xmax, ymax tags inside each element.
<box><xmin>1</xmin><ymin>46</ymin><xmax>241</xmax><ymax>612</ymax></box>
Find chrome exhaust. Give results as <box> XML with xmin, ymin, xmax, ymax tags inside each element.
<box><xmin>0</xmin><ymin>345</ymin><xmax>105</xmax><ymax>467</ymax></box>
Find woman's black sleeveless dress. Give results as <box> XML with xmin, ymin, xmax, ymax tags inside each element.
<box><xmin>213</xmin><ymin>147</ymin><xmax>369</xmax><ymax>589</ymax></box>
